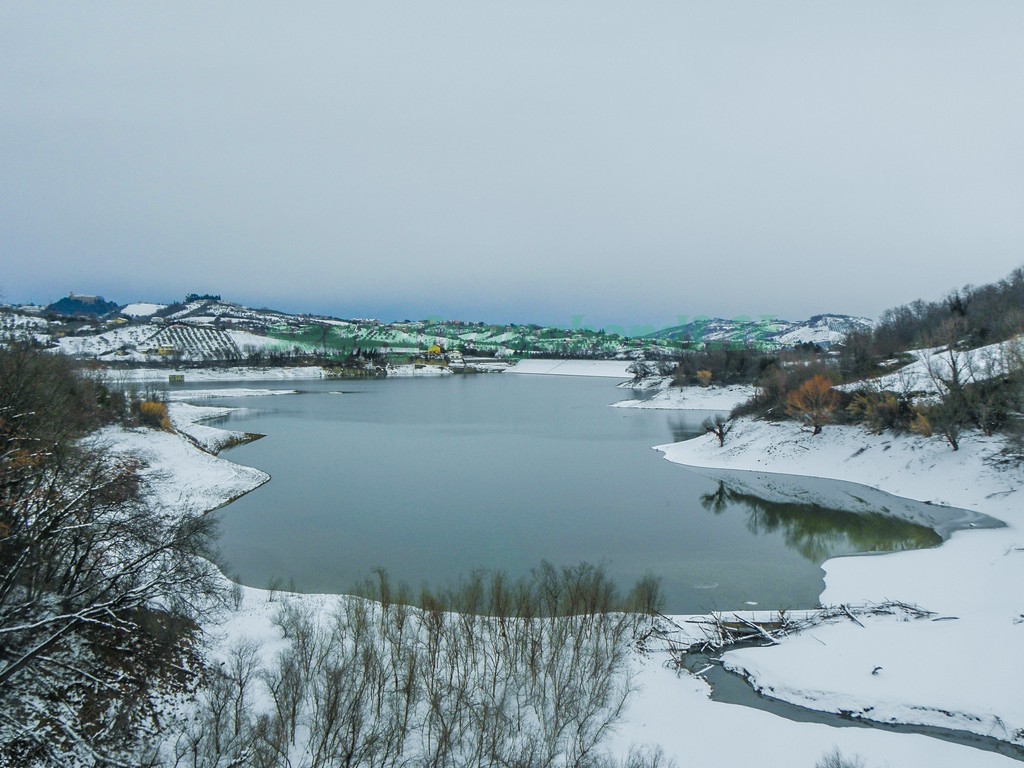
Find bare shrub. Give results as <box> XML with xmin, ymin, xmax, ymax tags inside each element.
<box><xmin>845</xmin><ymin>388</ymin><xmax>913</xmax><ymax>434</ymax></box>
<box><xmin>702</xmin><ymin>413</ymin><xmax>733</xmax><ymax>446</ymax></box>
<box><xmin>219</xmin><ymin>562</ymin><xmax>653</xmax><ymax>767</ymax></box>
<box><xmin>816</xmin><ymin>746</ymin><xmax>866</xmax><ymax>768</ymax></box>
<box><xmin>173</xmin><ymin>640</ymin><xmax>262</xmax><ymax>767</ymax></box>
<box><xmin>230</xmin><ymin>576</ymin><xmax>245</xmax><ymax>611</ymax></box>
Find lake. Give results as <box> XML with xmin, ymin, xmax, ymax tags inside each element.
<box><xmin>181</xmin><ymin>374</ymin><xmax>969</xmax><ymax>613</ymax></box>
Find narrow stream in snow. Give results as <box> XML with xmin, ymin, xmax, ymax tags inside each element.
<box><xmin>680</xmin><ymin>650</ymin><xmax>1024</xmax><ymax>760</ymax></box>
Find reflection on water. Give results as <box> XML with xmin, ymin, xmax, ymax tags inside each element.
<box><xmin>669</xmin><ymin>416</ymin><xmax>702</xmax><ymax>444</ymax></box>
<box><xmin>700</xmin><ymin>481</ymin><xmax>942</xmax><ymax>563</ymax></box>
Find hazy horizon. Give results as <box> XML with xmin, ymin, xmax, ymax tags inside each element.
<box><xmin>6</xmin><ymin>287</ymin><xmax>889</xmax><ymax>331</ymax></box>
<box><xmin>3</xmin><ymin>3</ymin><xmax>1023</xmax><ymax>329</ymax></box>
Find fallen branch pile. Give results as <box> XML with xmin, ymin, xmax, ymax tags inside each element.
<box><xmin>648</xmin><ymin>600</ymin><xmax>937</xmax><ymax>665</ymax></box>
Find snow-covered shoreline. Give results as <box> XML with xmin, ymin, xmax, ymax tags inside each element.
<box><xmin>113</xmin><ymin>365</ymin><xmax>329</xmax><ymax>383</ymax></box>
<box><xmin>122</xmin><ymin>379</ymin><xmax>1023</xmax><ymax>766</ymax></box>
<box><xmin>657</xmin><ymin>418</ymin><xmax>1024</xmax><ymax>753</ymax></box>
<box><xmin>611</xmin><ymin>383</ymin><xmax>755</xmax><ymax>411</ymax></box>
<box><xmin>505</xmin><ymin>359</ymin><xmax>633</xmax><ymax>377</ymax></box>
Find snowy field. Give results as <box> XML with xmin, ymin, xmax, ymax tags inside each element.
<box><xmin>120</xmin><ymin>302</ymin><xmax>167</xmax><ymax>316</ymax></box>
<box><xmin>112</xmin><ymin>377</ymin><xmax>1024</xmax><ymax>765</ymax></box>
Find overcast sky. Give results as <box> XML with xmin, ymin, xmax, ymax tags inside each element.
<box><xmin>2</xmin><ymin>2</ymin><xmax>1022</xmax><ymax>330</ymax></box>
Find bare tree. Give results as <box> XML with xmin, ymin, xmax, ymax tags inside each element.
<box><xmin>702</xmin><ymin>414</ymin><xmax>733</xmax><ymax>446</ymax></box>
<box><xmin>816</xmin><ymin>746</ymin><xmax>865</xmax><ymax>768</ymax></box>
<box><xmin>917</xmin><ymin>319</ymin><xmax>977</xmax><ymax>451</ymax></box>
<box><xmin>0</xmin><ymin>343</ymin><xmax>222</xmax><ymax>766</ymax></box>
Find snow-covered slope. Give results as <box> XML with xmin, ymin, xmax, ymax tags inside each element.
<box><xmin>57</xmin><ymin>325</ymin><xmax>161</xmax><ymax>357</ymax></box>
<box><xmin>648</xmin><ymin>313</ymin><xmax>874</xmax><ymax>349</ymax></box>
<box><xmin>843</xmin><ymin>336</ymin><xmax>1023</xmax><ymax>396</ymax></box>
<box><xmin>773</xmin><ymin>314</ymin><xmax>874</xmax><ymax>347</ymax></box>
<box><xmin>121</xmin><ymin>302</ymin><xmax>166</xmax><ymax>317</ymax></box>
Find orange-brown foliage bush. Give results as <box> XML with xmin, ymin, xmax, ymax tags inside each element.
<box><xmin>785</xmin><ymin>374</ymin><xmax>839</xmax><ymax>435</ymax></box>
<box><xmin>137</xmin><ymin>400</ymin><xmax>172</xmax><ymax>431</ymax></box>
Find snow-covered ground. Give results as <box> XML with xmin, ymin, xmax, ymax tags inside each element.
<box><xmin>0</xmin><ymin>310</ymin><xmax>51</xmax><ymax>343</ymax></box>
<box><xmin>843</xmin><ymin>336</ymin><xmax>1022</xmax><ymax>396</ymax></box>
<box><xmin>58</xmin><ymin>325</ymin><xmax>160</xmax><ymax>357</ymax></box>
<box><xmin>226</xmin><ymin>329</ymin><xmax>294</xmax><ymax>352</ymax></box>
<box><xmin>112</xmin><ymin>365</ymin><xmax>328</xmax><ymax>383</ymax></box>
<box><xmin>506</xmin><ymin>359</ymin><xmax>632</xmax><ymax>377</ymax></box>
<box><xmin>165</xmin><ymin>388</ymin><xmax>299</xmax><ymax>401</ymax></box>
<box><xmin>659</xmin><ymin>419</ymin><xmax>1024</xmax><ymax>750</ymax></box>
<box><xmin>93</xmin><ymin>425</ymin><xmax>269</xmax><ymax>515</ymax></box>
<box><xmin>386</xmin><ymin>363</ymin><xmax>452</xmax><ymax>376</ymax></box>
<box><xmin>106</xmin><ymin>375</ymin><xmax>1024</xmax><ymax>766</ymax></box>
<box><xmin>611</xmin><ymin>384</ymin><xmax>755</xmax><ymax>411</ymax></box>
<box><xmin>121</xmin><ymin>302</ymin><xmax>167</xmax><ymax>316</ymax></box>
<box><xmin>606</xmin><ymin>658</ymin><xmax>1018</xmax><ymax>767</ymax></box>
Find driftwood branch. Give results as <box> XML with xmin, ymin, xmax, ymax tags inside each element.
<box><xmin>840</xmin><ymin>604</ymin><xmax>865</xmax><ymax>628</ymax></box>
<box><xmin>732</xmin><ymin>613</ymin><xmax>781</xmax><ymax>645</ymax></box>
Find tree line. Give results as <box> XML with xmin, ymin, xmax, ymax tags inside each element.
<box><xmin>637</xmin><ymin>265</ymin><xmax>1024</xmax><ymax>453</ymax></box>
<box><xmin>0</xmin><ymin>342</ymin><xmax>222</xmax><ymax>766</ymax></box>
<box><xmin>839</xmin><ymin>265</ymin><xmax>1024</xmax><ymax>375</ymax></box>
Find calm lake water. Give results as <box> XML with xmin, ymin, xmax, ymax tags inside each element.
<box><xmin>184</xmin><ymin>374</ymin><xmax>954</xmax><ymax>613</ymax></box>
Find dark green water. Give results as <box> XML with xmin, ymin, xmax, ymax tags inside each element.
<box><xmin>179</xmin><ymin>374</ymin><xmax>962</xmax><ymax>613</ymax></box>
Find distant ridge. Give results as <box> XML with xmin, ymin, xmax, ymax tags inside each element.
<box><xmin>645</xmin><ymin>313</ymin><xmax>873</xmax><ymax>349</ymax></box>
<box><xmin>6</xmin><ymin>292</ymin><xmax>877</xmax><ymax>364</ymax></box>
<box><xmin>45</xmin><ymin>294</ymin><xmax>120</xmax><ymax>317</ymax></box>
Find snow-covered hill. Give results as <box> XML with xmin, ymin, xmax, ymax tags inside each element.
<box><xmin>3</xmin><ymin>294</ymin><xmax>875</xmax><ymax>364</ymax></box>
<box><xmin>3</xmin><ymin>295</ymin><xmax>686</xmax><ymax>363</ymax></box>
<box><xmin>648</xmin><ymin>313</ymin><xmax>873</xmax><ymax>349</ymax></box>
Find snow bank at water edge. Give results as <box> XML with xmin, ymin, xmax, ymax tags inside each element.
<box><xmin>91</xmin><ymin>425</ymin><xmax>269</xmax><ymax>516</ymax></box>
<box><xmin>165</xmin><ymin>388</ymin><xmax>299</xmax><ymax>401</ymax></box>
<box><xmin>607</xmin><ymin>656</ymin><xmax>1019</xmax><ymax>767</ymax></box>
<box><xmin>506</xmin><ymin>359</ymin><xmax>633</xmax><ymax>377</ymax></box>
<box><xmin>678</xmin><ymin>464</ymin><xmax>996</xmax><ymax>536</ymax></box>
<box><xmin>658</xmin><ymin>418</ymin><xmax>1024</xmax><ymax>748</ymax></box>
<box><xmin>166</xmin><ymin>388</ymin><xmax>301</xmax><ymax>452</ymax></box>
<box><xmin>386</xmin><ymin>363</ymin><xmax>452</xmax><ymax>376</ymax></box>
<box><xmin>112</xmin><ymin>365</ymin><xmax>328</xmax><ymax>383</ymax></box>
<box><xmin>611</xmin><ymin>384</ymin><xmax>755</xmax><ymax>411</ymax></box>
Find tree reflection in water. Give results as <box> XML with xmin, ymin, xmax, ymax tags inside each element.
<box><xmin>700</xmin><ymin>481</ymin><xmax>943</xmax><ymax>562</ymax></box>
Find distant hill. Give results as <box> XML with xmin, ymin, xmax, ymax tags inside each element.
<box><xmin>646</xmin><ymin>314</ymin><xmax>874</xmax><ymax>349</ymax></box>
<box><xmin>7</xmin><ymin>292</ymin><xmax>876</xmax><ymax>365</ymax></box>
<box><xmin>45</xmin><ymin>294</ymin><xmax>120</xmax><ymax>317</ymax></box>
